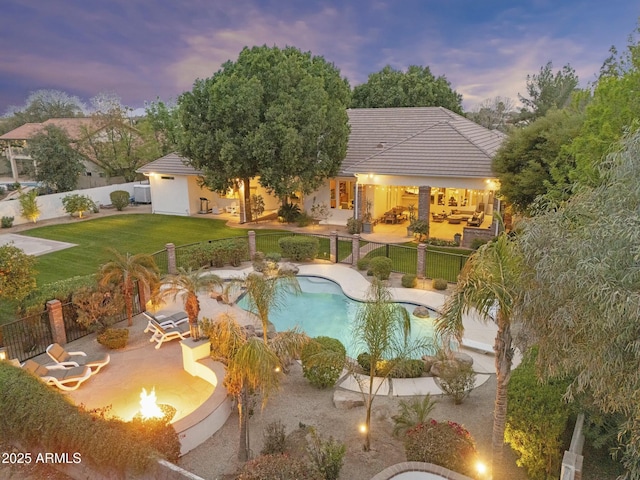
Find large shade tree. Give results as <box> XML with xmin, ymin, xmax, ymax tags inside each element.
<box><xmin>2</xmin><ymin>89</ymin><xmax>85</xmax><ymax>133</ymax></box>
<box><xmin>27</xmin><ymin>124</ymin><xmax>85</xmax><ymax>192</ymax></box>
<box><xmin>351</xmin><ymin>65</ymin><xmax>463</xmax><ymax>113</ymax></box>
<box><xmin>518</xmin><ymin>130</ymin><xmax>640</xmax><ymax>477</ymax></box>
<box><xmin>569</xmin><ymin>29</ymin><xmax>640</xmax><ymax>187</ymax></box>
<box><xmin>435</xmin><ymin>233</ymin><xmax>524</xmax><ymax>478</ymax></box>
<box><xmin>492</xmin><ymin>106</ymin><xmax>584</xmax><ymax>213</ymax></box>
<box><xmin>178</xmin><ymin>45</ymin><xmax>351</xmax><ymax>219</ymax></box>
<box><xmin>517</xmin><ymin>62</ymin><xmax>579</xmax><ymax>124</ymax></box>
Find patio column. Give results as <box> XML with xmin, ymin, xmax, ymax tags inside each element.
<box><xmin>351</xmin><ymin>234</ymin><xmax>361</xmax><ymax>268</ymax></box>
<box><xmin>248</xmin><ymin>231</ymin><xmax>257</xmax><ymax>259</ymax></box>
<box><xmin>47</xmin><ymin>299</ymin><xmax>67</xmax><ymax>345</ymax></box>
<box><xmin>166</xmin><ymin>243</ymin><xmax>177</xmax><ymax>275</ymax></box>
<box><xmin>416</xmin><ymin>243</ymin><xmax>427</xmax><ymax>279</ymax></box>
<box><xmin>329</xmin><ymin>231</ymin><xmax>337</xmax><ymax>263</ymax></box>
<box><xmin>418</xmin><ymin>186</ymin><xmax>431</xmax><ymax>221</ymax></box>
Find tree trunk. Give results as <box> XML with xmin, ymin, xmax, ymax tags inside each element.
<box><xmin>124</xmin><ymin>279</ymin><xmax>134</xmax><ymax>326</ymax></box>
<box><xmin>363</xmin><ymin>364</ymin><xmax>376</xmax><ymax>451</ymax></box>
<box><xmin>242</xmin><ymin>177</ymin><xmax>252</xmax><ymax>223</ymax></box>
<box><xmin>491</xmin><ymin>311</ymin><xmax>513</xmax><ymax>478</ymax></box>
<box><xmin>238</xmin><ymin>385</ymin><xmax>250</xmax><ymax>461</ymax></box>
<box><xmin>185</xmin><ymin>294</ymin><xmax>200</xmax><ymax>341</ymax></box>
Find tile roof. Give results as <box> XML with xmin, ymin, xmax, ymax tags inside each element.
<box><xmin>136</xmin><ymin>152</ymin><xmax>201</xmax><ymax>176</ymax></box>
<box><xmin>341</xmin><ymin>107</ymin><xmax>505</xmax><ymax>178</ymax></box>
<box><xmin>0</xmin><ymin>118</ymin><xmax>100</xmax><ymax>141</ymax></box>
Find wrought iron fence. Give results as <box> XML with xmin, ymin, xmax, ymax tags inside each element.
<box><xmin>61</xmin><ymin>301</ymin><xmax>88</xmax><ymax>343</ymax></box>
<box><xmin>1</xmin><ymin>311</ymin><xmax>52</xmax><ymax>362</ymax></box>
<box><xmin>337</xmin><ymin>235</ymin><xmax>353</xmax><ymax>264</ymax></box>
<box><xmin>425</xmin><ymin>249</ymin><xmax>469</xmax><ymax>283</ymax></box>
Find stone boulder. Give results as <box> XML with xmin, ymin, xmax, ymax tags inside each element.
<box><xmin>333</xmin><ymin>389</ymin><xmax>364</xmax><ymax>409</ymax></box>
<box><xmin>413</xmin><ymin>306</ymin><xmax>431</xmax><ymax>318</ymax></box>
<box><xmin>278</xmin><ymin>262</ymin><xmax>300</xmax><ymax>275</ymax></box>
<box><xmin>452</xmin><ymin>352</ymin><xmax>474</xmax><ymax>367</ymax></box>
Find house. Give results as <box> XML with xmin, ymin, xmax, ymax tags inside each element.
<box><xmin>137</xmin><ymin>107</ymin><xmax>506</xmax><ymax>230</ymax></box>
<box><xmin>0</xmin><ymin>118</ymin><xmax>131</xmax><ymax>188</ymax></box>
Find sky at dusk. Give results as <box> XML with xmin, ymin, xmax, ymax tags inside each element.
<box><xmin>1</xmin><ymin>0</ymin><xmax>638</xmax><ymax>114</ymax></box>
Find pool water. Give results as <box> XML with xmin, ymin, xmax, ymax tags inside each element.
<box><xmin>236</xmin><ymin>276</ymin><xmax>439</xmax><ymax>357</ymax></box>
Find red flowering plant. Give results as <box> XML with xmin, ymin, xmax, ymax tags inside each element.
<box><xmin>404</xmin><ymin>419</ymin><xmax>478</xmax><ymax>477</ymax></box>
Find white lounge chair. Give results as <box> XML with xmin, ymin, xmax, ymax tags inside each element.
<box><xmin>142</xmin><ymin>311</ymin><xmax>188</xmax><ymax>333</ymax></box>
<box><xmin>22</xmin><ymin>359</ymin><xmax>92</xmax><ymax>391</ymax></box>
<box><xmin>46</xmin><ymin>343</ymin><xmax>110</xmax><ymax>374</ymax></box>
<box><xmin>147</xmin><ymin>318</ymin><xmax>191</xmax><ymax>349</ymax></box>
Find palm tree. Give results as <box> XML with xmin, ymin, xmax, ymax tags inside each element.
<box><xmin>99</xmin><ymin>248</ymin><xmax>159</xmax><ymax>326</ymax></box>
<box><xmin>202</xmin><ymin>313</ymin><xmax>308</xmax><ymax>461</ymax></box>
<box><xmin>241</xmin><ymin>271</ymin><xmax>300</xmax><ymax>344</ymax></box>
<box><xmin>158</xmin><ymin>267</ymin><xmax>222</xmax><ymax>340</ymax></box>
<box><xmin>391</xmin><ymin>395</ymin><xmax>437</xmax><ymax>437</ymax></box>
<box><xmin>351</xmin><ymin>278</ymin><xmax>433</xmax><ymax>452</ymax></box>
<box><xmin>435</xmin><ymin>233</ymin><xmax>523</xmax><ymax>477</ymax></box>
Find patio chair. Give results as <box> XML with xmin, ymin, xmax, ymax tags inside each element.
<box><xmin>142</xmin><ymin>311</ymin><xmax>188</xmax><ymax>333</ymax></box>
<box><xmin>46</xmin><ymin>343</ymin><xmax>111</xmax><ymax>375</ymax></box>
<box><xmin>22</xmin><ymin>359</ymin><xmax>92</xmax><ymax>392</ymax></box>
<box><xmin>147</xmin><ymin>318</ymin><xmax>191</xmax><ymax>349</ymax></box>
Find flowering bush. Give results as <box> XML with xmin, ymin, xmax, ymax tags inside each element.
<box><xmin>404</xmin><ymin>419</ymin><xmax>477</xmax><ymax>476</ymax></box>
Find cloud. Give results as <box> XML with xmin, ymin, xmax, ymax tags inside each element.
<box><xmin>167</xmin><ymin>5</ymin><xmax>366</xmax><ymax>91</ymax></box>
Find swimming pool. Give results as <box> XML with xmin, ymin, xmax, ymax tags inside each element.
<box><xmin>236</xmin><ymin>276</ymin><xmax>439</xmax><ymax>357</ymax></box>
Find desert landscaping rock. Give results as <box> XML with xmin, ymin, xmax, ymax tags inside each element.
<box><xmin>413</xmin><ymin>305</ymin><xmax>431</xmax><ymax>317</ymax></box>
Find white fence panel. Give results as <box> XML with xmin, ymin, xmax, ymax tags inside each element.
<box><xmin>0</xmin><ymin>182</ymin><xmax>139</xmax><ymax>226</ymax></box>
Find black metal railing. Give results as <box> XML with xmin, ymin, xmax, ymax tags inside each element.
<box><xmin>61</xmin><ymin>301</ymin><xmax>89</xmax><ymax>343</ymax></box>
<box><xmin>1</xmin><ymin>311</ymin><xmax>53</xmax><ymax>362</ymax></box>
<box><xmin>425</xmin><ymin>249</ymin><xmax>469</xmax><ymax>283</ymax></box>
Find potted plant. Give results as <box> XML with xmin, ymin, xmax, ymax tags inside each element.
<box><xmin>362</xmin><ymin>199</ymin><xmax>374</xmax><ymax>234</ymax></box>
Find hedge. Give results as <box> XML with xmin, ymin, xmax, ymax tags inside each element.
<box><xmin>0</xmin><ymin>362</ymin><xmax>179</xmax><ymax>474</ymax></box>
<box><xmin>278</xmin><ymin>236</ymin><xmax>319</xmax><ymax>261</ymax></box>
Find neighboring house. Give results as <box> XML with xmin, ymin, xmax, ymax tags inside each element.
<box><xmin>0</xmin><ymin>118</ymin><xmax>128</xmax><ymax>188</ymax></box>
<box><xmin>137</xmin><ymin>107</ymin><xmax>506</xmax><ymax>228</ymax></box>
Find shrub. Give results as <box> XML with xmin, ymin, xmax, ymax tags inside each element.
<box><xmin>262</xmin><ymin>420</ymin><xmax>287</xmax><ymax>455</ymax></box>
<box><xmin>265</xmin><ymin>252</ymin><xmax>282</xmax><ymax>263</ymax></box>
<box><xmin>237</xmin><ymin>454</ymin><xmax>322</xmax><ymax>480</ymax></box>
<box><xmin>296</xmin><ymin>211</ymin><xmax>313</xmax><ymax>227</ymax></box>
<box><xmin>389</xmin><ymin>358</ymin><xmax>425</xmax><ymax>378</ymax></box>
<box><xmin>73</xmin><ymin>285</ymin><xmax>124</xmax><ymax>332</ymax></box>
<box><xmin>307</xmin><ymin>429</ymin><xmax>346</xmax><ymax>480</ymax></box>
<box><xmin>357</xmin><ymin>352</ymin><xmax>373</xmax><ymax>373</ymax></box>
<box><xmin>432</xmin><ymin>278</ymin><xmax>448</xmax><ymax>290</ymax></box>
<box><xmin>367</xmin><ymin>256</ymin><xmax>393</xmax><ymax>279</ymax></box>
<box><xmin>250</xmin><ymin>194</ymin><xmax>265</xmax><ymax>220</ymax></box>
<box><xmin>0</xmin><ymin>363</ymin><xmax>178</xmax><ymax>473</ymax></box>
<box><xmin>278</xmin><ymin>236</ymin><xmax>319</xmax><ymax>261</ymax></box>
<box><xmin>392</xmin><ymin>395</ymin><xmax>437</xmax><ymax>437</ymax></box>
<box><xmin>301</xmin><ymin>337</ymin><xmax>346</xmax><ymax>388</ymax></box>
<box><xmin>505</xmin><ymin>348</ymin><xmax>573</xmax><ymax>480</ymax></box>
<box><xmin>97</xmin><ymin>328</ymin><xmax>129</xmax><ymax>349</ymax></box>
<box><xmin>110</xmin><ymin>190</ymin><xmax>130</xmax><ymax>211</ymax></box>
<box><xmin>436</xmin><ymin>361</ymin><xmax>476</xmax><ymax>404</ymax></box>
<box><xmin>409</xmin><ymin>219</ymin><xmax>429</xmax><ymax>242</ymax></box>
<box><xmin>1</xmin><ymin>216</ymin><xmax>13</xmax><ymax>228</ymax></box>
<box><xmin>356</xmin><ymin>258</ymin><xmax>370</xmax><ymax>271</ymax></box>
<box><xmin>223</xmin><ymin>238</ymin><xmax>248</xmax><ymax>267</ymax></box>
<box><xmin>20</xmin><ymin>274</ymin><xmax>96</xmax><ymax>317</ymax></box>
<box><xmin>346</xmin><ymin>217</ymin><xmax>362</xmax><ymax>234</ymax></box>
<box><xmin>182</xmin><ymin>243</ymin><xmax>215</xmax><ymax>269</ymax></box>
<box><xmin>277</xmin><ymin>202</ymin><xmax>301</xmax><ymax>223</ymax></box>
<box><xmin>402</xmin><ymin>274</ymin><xmax>417</xmax><ymax>288</ymax></box>
<box><xmin>405</xmin><ymin>419</ymin><xmax>478</xmax><ymax>476</ymax></box>
<box><xmin>471</xmin><ymin>237</ymin><xmax>491</xmax><ymax>250</ymax></box>
<box><xmin>18</xmin><ymin>189</ymin><xmax>40</xmax><ymax>223</ymax></box>
<box><xmin>62</xmin><ymin>194</ymin><xmax>96</xmax><ymax>218</ymax></box>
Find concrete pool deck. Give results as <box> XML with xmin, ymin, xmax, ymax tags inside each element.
<box><xmin>0</xmin><ymin>233</ymin><xmax>76</xmax><ymax>256</ymax></box>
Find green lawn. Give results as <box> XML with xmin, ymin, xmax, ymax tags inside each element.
<box><xmin>20</xmin><ymin>214</ymin><xmax>284</xmax><ymax>286</ymax></box>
